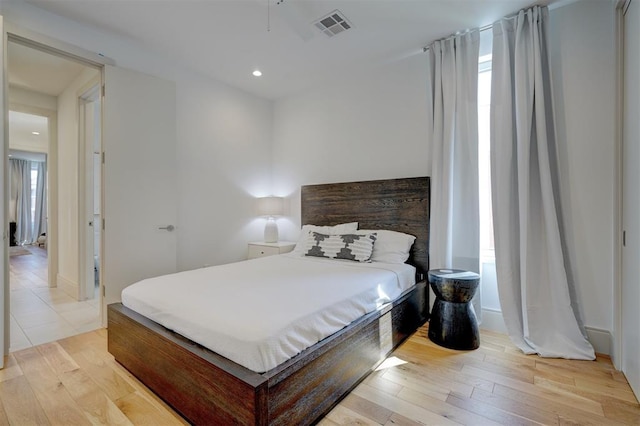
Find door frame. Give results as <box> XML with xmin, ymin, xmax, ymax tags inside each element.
<box><xmin>78</xmin><ymin>79</ymin><xmax>101</xmax><ymax>302</ymax></box>
<box><xmin>2</xmin><ymin>21</ymin><xmax>113</xmax><ymax>355</ymax></box>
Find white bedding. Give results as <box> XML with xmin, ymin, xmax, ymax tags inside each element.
<box><xmin>121</xmin><ymin>253</ymin><xmax>416</xmax><ymax>372</ymax></box>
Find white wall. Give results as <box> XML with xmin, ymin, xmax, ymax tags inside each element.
<box><xmin>56</xmin><ymin>67</ymin><xmax>99</xmax><ymax>298</ymax></box>
<box><xmin>549</xmin><ymin>0</ymin><xmax>617</xmax><ymax>349</ymax></box>
<box><xmin>9</xmin><ymin>86</ymin><xmax>56</xmax><ymax>111</ymax></box>
<box><xmin>272</xmin><ymin>53</ymin><xmax>430</xmax><ymax>241</ymax></box>
<box><xmin>176</xmin><ymin>73</ymin><xmax>272</xmax><ymax>270</ymax></box>
<box><xmin>8</xmin><ymin>87</ymin><xmax>54</xmax><ymax>153</ymax></box>
<box><xmin>1</xmin><ymin>1</ymin><xmax>273</xmax><ymax>272</ymax></box>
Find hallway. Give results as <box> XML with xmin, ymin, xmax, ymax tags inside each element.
<box><xmin>9</xmin><ymin>245</ymin><xmax>101</xmax><ymax>351</ymax></box>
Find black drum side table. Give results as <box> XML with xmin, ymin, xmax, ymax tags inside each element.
<box><xmin>428</xmin><ymin>268</ymin><xmax>480</xmax><ymax>350</ymax></box>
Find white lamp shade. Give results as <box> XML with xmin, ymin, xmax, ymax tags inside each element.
<box><xmin>257</xmin><ymin>196</ymin><xmax>284</xmax><ymax>217</ymax></box>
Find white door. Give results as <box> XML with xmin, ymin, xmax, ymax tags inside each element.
<box><xmin>102</xmin><ymin>65</ymin><xmax>177</xmax><ymax>324</ymax></box>
<box><xmin>0</xmin><ymin>15</ymin><xmax>6</xmax><ymax>367</ymax></box>
<box><xmin>622</xmin><ymin>0</ymin><xmax>640</xmax><ymax>399</ymax></box>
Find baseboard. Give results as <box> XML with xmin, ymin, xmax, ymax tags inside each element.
<box><xmin>480</xmin><ymin>308</ymin><xmax>507</xmax><ymax>334</ymax></box>
<box><xmin>57</xmin><ymin>273</ymin><xmax>78</xmax><ymax>300</ymax></box>
<box><xmin>585</xmin><ymin>326</ymin><xmax>612</xmax><ymax>356</ymax></box>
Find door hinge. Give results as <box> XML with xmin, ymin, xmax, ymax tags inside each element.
<box><xmin>102</xmin><ymin>84</ymin><xmax>105</xmax><ymax>97</ymax></box>
<box><xmin>102</xmin><ymin>285</ymin><xmax>106</xmax><ymax>297</ymax></box>
<box><xmin>623</xmin><ymin>230</ymin><xmax>626</xmax><ymax>247</ymax></box>
<box><xmin>102</xmin><ymin>151</ymin><xmax>105</xmax><ymax>164</ymax></box>
<box><xmin>102</xmin><ymin>218</ymin><xmax>105</xmax><ymax>230</ymax></box>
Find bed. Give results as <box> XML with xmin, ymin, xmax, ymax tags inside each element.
<box><xmin>108</xmin><ymin>176</ymin><xmax>430</xmax><ymax>425</ymax></box>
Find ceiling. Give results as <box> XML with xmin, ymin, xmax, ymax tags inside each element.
<box><xmin>19</xmin><ymin>0</ymin><xmax>564</xmax><ymax>100</ymax></box>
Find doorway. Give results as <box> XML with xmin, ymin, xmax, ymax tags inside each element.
<box><xmin>6</xmin><ymin>38</ymin><xmax>103</xmax><ymax>351</ymax></box>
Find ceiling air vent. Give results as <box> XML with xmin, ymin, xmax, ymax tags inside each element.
<box><xmin>313</xmin><ymin>10</ymin><xmax>352</xmax><ymax>37</ymax></box>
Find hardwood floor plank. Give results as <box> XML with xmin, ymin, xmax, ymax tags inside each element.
<box><xmin>0</xmin><ymin>354</ymin><xmax>24</xmax><ymax>383</ymax></box>
<box><xmin>325</xmin><ymin>404</ymin><xmax>382</xmax><ymax>425</ymax></box>
<box><xmin>385</xmin><ymin>413</ymin><xmax>428</xmax><ymax>426</ymax></box>
<box><xmin>57</xmin><ymin>330</ymin><xmax>107</xmax><ymax>356</ymax></box>
<box><xmin>114</xmin><ymin>391</ymin><xmax>184</xmax><ymax>426</ymax></box>
<box><xmin>394</xmin><ymin>361</ymin><xmax>496</xmax><ymax>392</ymax></box>
<box><xmin>13</xmin><ymin>347</ymin><xmax>91</xmax><ymax>425</ymax></box>
<box><xmin>0</xmin><ymin>389</ymin><xmax>9</xmax><ymax>425</ymax></box>
<box><xmin>37</xmin><ymin>341</ymin><xmax>81</xmax><ymax>375</ymax></box>
<box><xmin>339</xmin><ymin>393</ymin><xmax>394</xmax><ymax>424</ymax></box>
<box><xmin>492</xmin><ymin>384</ymin><xmax>628</xmax><ymax>426</ymax></box>
<box><xmin>380</xmin><ymin>368</ymin><xmax>460</xmax><ymax>400</ymax></box>
<box><xmin>398</xmin><ymin>387</ymin><xmax>505</xmax><ymax>426</ymax></box>
<box><xmin>470</xmin><ymin>387</ymin><xmax>560</xmax><ymax>425</ymax></box>
<box><xmin>462</xmin><ymin>356</ymin><xmax>536</xmax><ymax>384</ymax></box>
<box><xmin>70</xmin><ymin>348</ymin><xmax>137</xmax><ymax>402</ymax></box>
<box><xmin>0</xmin><ymin>375</ymin><xmax>51</xmax><ymax>425</ymax></box>
<box><xmin>317</xmin><ymin>417</ymin><xmax>342</xmax><ymax>426</ymax></box>
<box><xmin>365</xmin><ymin>373</ymin><xmax>406</xmax><ymax>397</ymax></box>
<box><xmin>352</xmin><ymin>383</ymin><xmax>460</xmax><ymax>425</ymax></box>
<box><xmin>533</xmin><ymin>376</ymin><xmax>640</xmax><ymax>422</ymax></box>
<box><xmin>445</xmin><ymin>391</ymin><xmax>541</xmax><ymax>426</ymax></box>
<box><xmin>384</xmin><ymin>362</ymin><xmax>477</xmax><ymax>398</ymax></box>
<box><xmin>60</xmin><ymin>366</ymin><xmax>133</xmax><ymax>425</ymax></box>
<box><xmin>461</xmin><ymin>365</ymin><xmax>606</xmax><ymax>416</ymax></box>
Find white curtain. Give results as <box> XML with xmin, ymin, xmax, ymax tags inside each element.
<box><xmin>426</xmin><ymin>29</ymin><xmax>481</xmax><ymax>315</ymax></box>
<box><xmin>33</xmin><ymin>160</ymin><xmax>47</xmax><ymax>239</ymax></box>
<box><xmin>10</xmin><ymin>159</ymin><xmax>32</xmax><ymax>245</ymax></box>
<box><xmin>490</xmin><ymin>6</ymin><xmax>594</xmax><ymax>359</ymax></box>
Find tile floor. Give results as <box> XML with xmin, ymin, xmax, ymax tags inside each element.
<box><xmin>9</xmin><ymin>244</ymin><xmax>101</xmax><ymax>352</ymax></box>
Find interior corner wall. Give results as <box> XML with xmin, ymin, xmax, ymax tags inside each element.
<box><xmin>272</xmin><ymin>54</ymin><xmax>430</xmax><ymax>242</ymax></box>
<box><xmin>175</xmin><ymin>74</ymin><xmax>272</xmax><ymax>271</ymax></box>
<box><xmin>56</xmin><ymin>67</ymin><xmax>100</xmax><ymax>298</ymax></box>
<box><xmin>548</xmin><ymin>0</ymin><xmax>617</xmax><ymax>339</ymax></box>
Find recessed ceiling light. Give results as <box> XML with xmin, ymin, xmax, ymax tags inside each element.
<box><xmin>252</xmin><ymin>70</ymin><xmax>262</xmax><ymax>77</ymax></box>
<box><xmin>32</xmin><ymin>131</ymin><xmax>40</xmax><ymax>135</ymax></box>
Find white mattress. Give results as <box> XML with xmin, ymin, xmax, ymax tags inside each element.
<box><xmin>121</xmin><ymin>253</ymin><xmax>416</xmax><ymax>372</ymax></box>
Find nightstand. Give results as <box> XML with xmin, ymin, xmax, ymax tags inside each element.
<box><xmin>248</xmin><ymin>241</ymin><xmax>296</xmax><ymax>259</ymax></box>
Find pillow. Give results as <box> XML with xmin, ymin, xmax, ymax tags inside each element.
<box><xmin>304</xmin><ymin>232</ymin><xmax>377</xmax><ymax>262</ymax></box>
<box><xmin>292</xmin><ymin>222</ymin><xmax>358</xmax><ymax>255</ymax></box>
<box><xmin>356</xmin><ymin>229</ymin><xmax>416</xmax><ymax>264</ymax></box>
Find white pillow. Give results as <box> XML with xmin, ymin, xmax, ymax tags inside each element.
<box><xmin>293</xmin><ymin>222</ymin><xmax>358</xmax><ymax>255</ymax></box>
<box><xmin>356</xmin><ymin>229</ymin><xmax>416</xmax><ymax>264</ymax></box>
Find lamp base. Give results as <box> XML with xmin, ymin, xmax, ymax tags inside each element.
<box><xmin>264</xmin><ymin>219</ymin><xmax>279</xmax><ymax>243</ymax></box>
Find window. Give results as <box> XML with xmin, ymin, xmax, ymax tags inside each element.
<box><xmin>478</xmin><ymin>54</ymin><xmax>494</xmax><ymax>261</ymax></box>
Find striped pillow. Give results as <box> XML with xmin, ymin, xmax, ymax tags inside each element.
<box><xmin>304</xmin><ymin>232</ymin><xmax>377</xmax><ymax>262</ymax></box>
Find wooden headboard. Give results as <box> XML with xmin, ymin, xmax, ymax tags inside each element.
<box><xmin>301</xmin><ymin>177</ymin><xmax>430</xmax><ymax>277</ymax></box>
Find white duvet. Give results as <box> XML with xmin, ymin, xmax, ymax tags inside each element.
<box><xmin>121</xmin><ymin>253</ymin><xmax>416</xmax><ymax>373</ymax></box>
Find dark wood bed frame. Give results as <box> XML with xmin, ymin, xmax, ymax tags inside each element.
<box><xmin>108</xmin><ymin>176</ymin><xmax>430</xmax><ymax>425</ymax></box>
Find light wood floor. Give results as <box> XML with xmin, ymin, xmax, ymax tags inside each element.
<box><xmin>0</xmin><ymin>326</ymin><xmax>638</xmax><ymax>425</ymax></box>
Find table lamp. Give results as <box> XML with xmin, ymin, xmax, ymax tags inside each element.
<box><xmin>257</xmin><ymin>196</ymin><xmax>284</xmax><ymax>243</ymax></box>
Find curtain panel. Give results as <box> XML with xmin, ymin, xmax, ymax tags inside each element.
<box><xmin>426</xmin><ymin>29</ymin><xmax>481</xmax><ymax>316</ymax></box>
<box><xmin>490</xmin><ymin>6</ymin><xmax>594</xmax><ymax>359</ymax></box>
<box><xmin>34</xmin><ymin>160</ymin><xmax>47</xmax><ymax>239</ymax></box>
<box><xmin>9</xmin><ymin>158</ymin><xmax>47</xmax><ymax>245</ymax></box>
<box><xmin>10</xmin><ymin>159</ymin><xmax>32</xmax><ymax>245</ymax></box>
